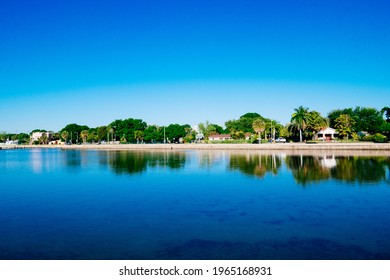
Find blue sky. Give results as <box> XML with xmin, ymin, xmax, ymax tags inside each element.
<box><xmin>1</xmin><ymin>0</ymin><xmax>389</xmax><ymax>132</ymax></box>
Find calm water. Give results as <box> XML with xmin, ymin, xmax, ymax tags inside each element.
<box><xmin>1</xmin><ymin>149</ymin><xmax>389</xmax><ymax>260</ymax></box>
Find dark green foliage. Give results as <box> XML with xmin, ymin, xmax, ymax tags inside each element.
<box><xmin>211</xmin><ymin>124</ymin><xmax>225</xmax><ymax>134</ymax></box>
<box><xmin>31</xmin><ymin>129</ymin><xmax>47</xmax><ymax>133</ymax></box>
<box><xmin>225</xmin><ymin>112</ymin><xmax>268</xmax><ymax>135</ymax></box>
<box><xmin>60</xmin><ymin>123</ymin><xmax>90</xmax><ymax>143</ymax></box>
<box><xmin>328</xmin><ymin>108</ymin><xmax>354</xmax><ymax>128</ymax></box>
<box><xmin>165</xmin><ymin>124</ymin><xmax>190</xmax><ymax>143</ymax></box>
<box><xmin>328</xmin><ymin>107</ymin><xmax>384</xmax><ymax>134</ymax></box>
<box><xmin>240</xmin><ymin>112</ymin><xmax>261</xmax><ymax>119</ymax></box>
<box><xmin>382</xmin><ymin>107</ymin><xmax>390</xmax><ymax>122</ymax></box>
<box><xmin>354</xmin><ymin>107</ymin><xmax>383</xmax><ymax>133</ymax></box>
<box><xmin>143</xmin><ymin>125</ymin><xmax>164</xmax><ymax>143</ymax></box>
<box><xmin>17</xmin><ymin>133</ymin><xmax>30</xmax><ymax>144</ymax></box>
<box><xmin>96</xmin><ymin>126</ymin><xmax>108</xmax><ymax>141</ymax></box>
<box><xmin>109</xmin><ymin>118</ymin><xmax>147</xmax><ymax>143</ymax></box>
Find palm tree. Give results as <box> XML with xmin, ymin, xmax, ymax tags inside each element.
<box><xmin>134</xmin><ymin>130</ymin><xmax>144</xmax><ymax>144</ymax></box>
<box><xmin>291</xmin><ymin>106</ymin><xmax>309</xmax><ymax>142</ymax></box>
<box><xmin>61</xmin><ymin>131</ymin><xmax>69</xmax><ymax>143</ymax></box>
<box><xmin>109</xmin><ymin>127</ymin><xmax>115</xmax><ymax>142</ymax></box>
<box><xmin>80</xmin><ymin>130</ymin><xmax>89</xmax><ymax>144</ymax></box>
<box><xmin>252</xmin><ymin>119</ymin><xmax>266</xmax><ymax>144</ymax></box>
<box><xmin>38</xmin><ymin>133</ymin><xmax>48</xmax><ymax>145</ymax></box>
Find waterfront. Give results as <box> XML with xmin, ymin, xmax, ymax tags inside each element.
<box><xmin>1</xmin><ymin>149</ymin><xmax>389</xmax><ymax>259</ymax></box>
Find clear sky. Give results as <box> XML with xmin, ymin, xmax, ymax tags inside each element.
<box><xmin>1</xmin><ymin>0</ymin><xmax>389</xmax><ymax>133</ymax></box>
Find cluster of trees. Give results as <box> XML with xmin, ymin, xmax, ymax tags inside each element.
<box><xmin>0</xmin><ymin>132</ymin><xmax>30</xmax><ymax>144</ymax></box>
<box><xmin>282</xmin><ymin>106</ymin><xmax>389</xmax><ymax>142</ymax></box>
<box><xmin>2</xmin><ymin>106</ymin><xmax>389</xmax><ymax>145</ymax></box>
<box><xmin>57</xmin><ymin>119</ymin><xmax>194</xmax><ymax>144</ymax></box>
<box><xmin>327</xmin><ymin>107</ymin><xmax>390</xmax><ymax>141</ymax></box>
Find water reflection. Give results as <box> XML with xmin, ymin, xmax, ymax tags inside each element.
<box><xmin>81</xmin><ymin>150</ymin><xmax>390</xmax><ymax>185</ymax></box>
<box><xmin>105</xmin><ymin>151</ymin><xmax>186</xmax><ymax>175</ymax></box>
<box><xmin>285</xmin><ymin>155</ymin><xmax>390</xmax><ymax>186</ymax></box>
<box><xmin>229</xmin><ymin>154</ymin><xmax>282</xmax><ymax>178</ymax></box>
<box><xmin>285</xmin><ymin>155</ymin><xmax>332</xmax><ymax>186</ymax></box>
<box><xmin>331</xmin><ymin>156</ymin><xmax>390</xmax><ymax>184</ymax></box>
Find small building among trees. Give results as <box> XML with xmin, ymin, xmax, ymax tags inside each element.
<box><xmin>208</xmin><ymin>134</ymin><xmax>232</xmax><ymax>141</ymax></box>
<box><xmin>317</xmin><ymin>127</ymin><xmax>339</xmax><ymax>141</ymax></box>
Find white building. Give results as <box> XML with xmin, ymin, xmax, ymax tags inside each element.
<box><xmin>31</xmin><ymin>131</ymin><xmax>52</xmax><ymax>142</ymax></box>
<box><xmin>5</xmin><ymin>139</ymin><xmax>18</xmax><ymax>145</ymax></box>
<box><xmin>209</xmin><ymin>134</ymin><xmax>232</xmax><ymax>141</ymax></box>
<box><xmin>317</xmin><ymin>127</ymin><xmax>339</xmax><ymax>141</ymax></box>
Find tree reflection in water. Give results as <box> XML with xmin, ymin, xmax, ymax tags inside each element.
<box><xmin>285</xmin><ymin>155</ymin><xmax>390</xmax><ymax>186</ymax></box>
<box><xmin>100</xmin><ymin>150</ymin><xmax>390</xmax><ymax>185</ymax></box>
<box><xmin>105</xmin><ymin>151</ymin><xmax>186</xmax><ymax>175</ymax></box>
<box><xmin>229</xmin><ymin>154</ymin><xmax>282</xmax><ymax>178</ymax></box>
<box><xmin>331</xmin><ymin>156</ymin><xmax>390</xmax><ymax>184</ymax></box>
<box><xmin>285</xmin><ymin>155</ymin><xmax>331</xmax><ymax>186</ymax></box>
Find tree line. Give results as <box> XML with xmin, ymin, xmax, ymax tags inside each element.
<box><xmin>1</xmin><ymin>106</ymin><xmax>389</xmax><ymax>144</ymax></box>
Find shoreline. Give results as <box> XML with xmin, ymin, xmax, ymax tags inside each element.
<box><xmin>3</xmin><ymin>142</ymin><xmax>390</xmax><ymax>151</ymax></box>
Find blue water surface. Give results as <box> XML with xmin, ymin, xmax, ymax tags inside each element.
<box><xmin>0</xmin><ymin>149</ymin><xmax>389</xmax><ymax>260</ymax></box>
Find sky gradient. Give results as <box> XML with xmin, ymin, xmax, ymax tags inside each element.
<box><xmin>1</xmin><ymin>0</ymin><xmax>390</xmax><ymax>132</ymax></box>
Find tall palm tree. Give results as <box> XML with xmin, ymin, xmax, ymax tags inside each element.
<box><xmin>80</xmin><ymin>130</ymin><xmax>89</xmax><ymax>144</ymax></box>
<box><xmin>134</xmin><ymin>130</ymin><xmax>144</xmax><ymax>144</ymax></box>
<box><xmin>252</xmin><ymin>119</ymin><xmax>266</xmax><ymax>144</ymax></box>
<box><xmin>109</xmin><ymin>127</ymin><xmax>115</xmax><ymax>142</ymax></box>
<box><xmin>39</xmin><ymin>133</ymin><xmax>48</xmax><ymax>145</ymax></box>
<box><xmin>291</xmin><ymin>106</ymin><xmax>309</xmax><ymax>142</ymax></box>
<box><xmin>61</xmin><ymin>131</ymin><xmax>69</xmax><ymax>143</ymax></box>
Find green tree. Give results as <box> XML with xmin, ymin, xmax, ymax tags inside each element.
<box><xmin>252</xmin><ymin>119</ymin><xmax>266</xmax><ymax>144</ymax></box>
<box><xmin>353</xmin><ymin>107</ymin><xmax>383</xmax><ymax>133</ymax></box>
<box><xmin>38</xmin><ymin>133</ymin><xmax>48</xmax><ymax>145</ymax></box>
<box><xmin>279</xmin><ymin>125</ymin><xmax>290</xmax><ymax>139</ymax></box>
<box><xmin>17</xmin><ymin>133</ymin><xmax>30</xmax><ymax>144</ymax></box>
<box><xmin>87</xmin><ymin>129</ymin><xmax>98</xmax><ymax>143</ymax></box>
<box><xmin>134</xmin><ymin>130</ymin><xmax>144</xmax><ymax>144</ymax></box>
<box><xmin>80</xmin><ymin>130</ymin><xmax>89</xmax><ymax>144</ymax></box>
<box><xmin>109</xmin><ymin>118</ymin><xmax>147</xmax><ymax>144</ymax></box>
<box><xmin>60</xmin><ymin>124</ymin><xmax>89</xmax><ymax>144</ymax></box>
<box><xmin>225</xmin><ymin>113</ymin><xmax>268</xmax><ymax>139</ymax></box>
<box><xmin>382</xmin><ymin>107</ymin><xmax>390</xmax><ymax>122</ymax></box>
<box><xmin>61</xmin><ymin>131</ymin><xmax>69</xmax><ymax>143</ymax></box>
<box><xmin>328</xmin><ymin>108</ymin><xmax>354</xmax><ymax>128</ymax></box>
<box><xmin>198</xmin><ymin>121</ymin><xmax>217</xmax><ymax>139</ymax></box>
<box><xmin>291</xmin><ymin>106</ymin><xmax>309</xmax><ymax>142</ymax></box>
<box><xmin>306</xmin><ymin>111</ymin><xmax>328</xmax><ymax>140</ymax></box>
<box><xmin>144</xmin><ymin>125</ymin><xmax>163</xmax><ymax>143</ymax></box>
<box><xmin>183</xmin><ymin>127</ymin><xmax>195</xmax><ymax>143</ymax></box>
<box><xmin>96</xmin><ymin>126</ymin><xmax>108</xmax><ymax>141</ymax></box>
<box><xmin>329</xmin><ymin>107</ymin><xmax>383</xmax><ymax>134</ymax></box>
<box><xmin>0</xmin><ymin>132</ymin><xmax>6</xmax><ymax>142</ymax></box>
<box><xmin>165</xmin><ymin>124</ymin><xmax>190</xmax><ymax>143</ymax></box>
<box><xmin>335</xmin><ymin>114</ymin><xmax>356</xmax><ymax>140</ymax></box>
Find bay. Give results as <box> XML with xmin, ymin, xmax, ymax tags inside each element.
<box><xmin>0</xmin><ymin>149</ymin><xmax>389</xmax><ymax>260</ymax></box>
